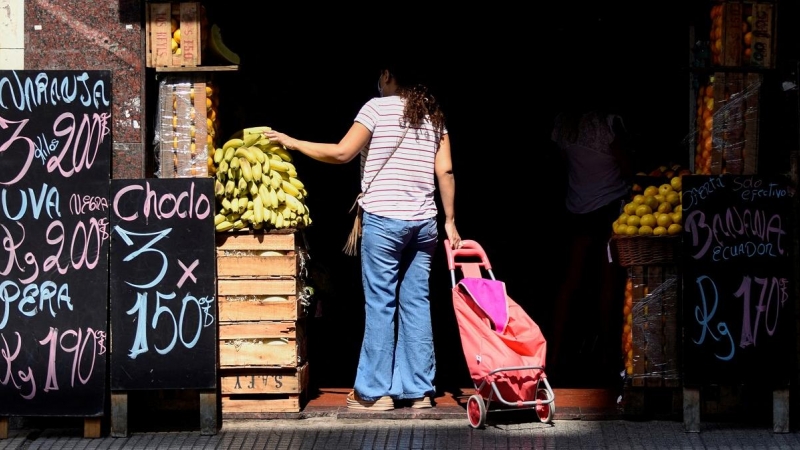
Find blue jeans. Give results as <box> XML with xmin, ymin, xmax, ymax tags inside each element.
<box><xmin>354</xmin><ymin>211</ymin><xmax>438</xmax><ymax>401</ymax></box>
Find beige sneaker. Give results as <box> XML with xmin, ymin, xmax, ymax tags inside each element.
<box><xmin>346</xmin><ymin>390</ymin><xmax>394</xmax><ymax>411</ymax></box>
<box><xmin>410</xmin><ymin>396</ymin><xmax>433</xmax><ymax>409</ymax></box>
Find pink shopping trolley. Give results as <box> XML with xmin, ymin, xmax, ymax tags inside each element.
<box><xmin>444</xmin><ymin>239</ymin><xmax>555</xmax><ymax>428</ymax></box>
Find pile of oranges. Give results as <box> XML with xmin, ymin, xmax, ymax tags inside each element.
<box><xmin>695</xmin><ymin>79</ymin><xmax>714</xmax><ymax>175</ymax></box>
<box><xmin>622</xmin><ymin>278</ymin><xmax>635</xmax><ymax>376</ymax></box>
<box><xmin>709</xmin><ymin>3</ymin><xmax>757</xmax><ymax>66</ymax></box>
<box><xmin>612</xmin><ymin>178</ymin><xmax>683</xmax><ymax>237</ymax></box>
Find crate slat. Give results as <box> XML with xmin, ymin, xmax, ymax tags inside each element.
<box><xmin>217</xmin><ymin>254</ymin><xmax>297</xmax><ymax>278</ymax></box>
<box><xmin>219</xmin><ymin>363</ymin><xmax>308</xmax><ymax>395</ymax></box>
<box><xmin>218</xmin><ymin>296</ymin><xmax>302</xmax><ymax>322</ymax></box>
<box><xmin>216</xmin><ymin>232</ymin><xmax>297</xmax><ymax>252</ymax></box>
<box><xmin>146</xmin><ymin>2</ymin><xmax>203</xmax><ymax>68</ymax></box>
<box><xmin>221</xmin><ymin>396</ymin><xmax>300</xmax><ymax>414</ymax></box>
<box><xmin>218</xmin><ymin>278</ymin><xmax>296</xmax><ymax>296</ymax></box>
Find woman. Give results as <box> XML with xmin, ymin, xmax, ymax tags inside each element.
<box><xmin>549</xmin><ymin>106</ymin><xmax>632</xmax><ymax>386</ymax></box>
<box><xmin>264</xmin><ymin>61</ymin><xmax>462</xmax><ymax>410</ymax></box>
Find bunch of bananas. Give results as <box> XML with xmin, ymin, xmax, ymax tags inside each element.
<box><xmin>212</xmin><ymin>126</ymin><xmax>312</xmax><ymax>232</ymax></box>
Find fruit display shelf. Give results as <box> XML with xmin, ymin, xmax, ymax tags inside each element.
<box><xmin>611</xmin><ymin>235</ymin><xmax>682</xmax><ymax>268</ymax></box>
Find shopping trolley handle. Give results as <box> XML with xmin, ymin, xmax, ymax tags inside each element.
<box><xmin>444</xmin><ymin>239</ymin><xmax>492</xmax><ymax>271</ymax></box>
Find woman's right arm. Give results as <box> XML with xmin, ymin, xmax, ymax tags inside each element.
<box><xmin>263</xmin><ymin>122</ymin><xmax>371</xmax><ymax>164</ymax></box>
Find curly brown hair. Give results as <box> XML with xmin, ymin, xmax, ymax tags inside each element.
<box><xmin>396</xmin><ymin>83</ymin><xmax>446</xmax><ymax>143</ymax></box>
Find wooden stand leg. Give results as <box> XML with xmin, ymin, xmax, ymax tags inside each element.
<box><xmin>111</xmin><ymin>392</ymin><xmax>129</xmax><ymax>438</ymax></box>
<box><xmin>199</xmin><ymin>390</ymin><xmax>218</xmax><ymax>436</ymax></box>
<box><xmin>83</xmin><ymin>417</ymin><xmax>102</xmax><ymax>438</ymax></box>
<box><xmin>773</xmin><ymin>389</ymin><xmax>790</xmax><ymax>433</ymax></box>
<box><xmin>683</xmin><ymin>388</ymin><xmax>700</xmax><ymax>433</ymax></box>
<box><xmin>0</xmin><ymin>417</ymin><xmax>8</xmax><ymax>439</ymax></box>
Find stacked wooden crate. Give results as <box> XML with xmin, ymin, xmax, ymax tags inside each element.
<box><xmin>145</xmin><ymin>2</ymin><xmax>204</xmax><ymax>68</ymax></box>
<box><xmin>216</xmin><ymin>231</ymin><xmax>308</xmax><ymax>417</ymax></box>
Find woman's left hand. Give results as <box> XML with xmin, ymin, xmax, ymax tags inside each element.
<box><xmin>445</xmin><ymin>222</ymin><xmax>462</xmax><ymax>249</ymax></box>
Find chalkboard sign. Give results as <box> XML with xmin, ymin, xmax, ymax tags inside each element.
<box><xmin>109</xmin><ymin>178</ymin><xmax>217</xmax><ymax>390</ymax></box>
<box><xmin>0</xmin><ymin>70</ymin><xmax>112</xmax><ymax>416</ymax></box>
<box><xmin>682</xmin><ymin>174</ymin><xmax>794</xmax><ymax>387</ymax></box>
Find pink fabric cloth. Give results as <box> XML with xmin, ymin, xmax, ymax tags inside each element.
<box><xmin>459</xmin><ymin>278</ymin><xmax>509</xmax><ymax>334</ymax></box>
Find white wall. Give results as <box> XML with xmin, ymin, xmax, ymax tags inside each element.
<box><xmin>0</xmin><ymin>0</ymin><xmax>24</xmax><ymax>69</ymax></box>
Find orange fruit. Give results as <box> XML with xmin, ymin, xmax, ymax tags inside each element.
<box><xmin>627</xmin><ymin>215</ymin><xmax>641</xmax><ymax>227</ymax></box>
<box><xmin>744</xmin><ymin>31</ymin><xmax>753</xmax><ymax>46</ymax></box>
<box><xmin>635</xmin><ymin>204</ymin><xmax>652</xmax><ymax>217</ymax></box>
<box><xmin>643</xmin><ymin>195</ymin><xmax>659</xmax><ymax>210</ymax></box>
<box><xmin>656</xmin><ymin>213</ymin><xmax>673</xmax><ymax>228</ymax></box>
<box><xmin>670</xmin><ymin>176</ymin><xmax>682</xmax><ymax>191</ymax></box>
<box><xmin>640</xmin><ymin>214</ymin><xmax>657</xmax><ymax>228</ymax></box>
<box><xmin>638</xmin><ymin>225</ymin><xmax>654</xmax><ymax>236</ymax></box>
<box><xmin>657</xmin><ymin>202</ymin><xmax>673</xmax><ymax>214</ymax></box>
<box><xmin>658</xmin><ymin>184</ymin><xmax>674</xmax><ymax>196</ymax></box>
<box><xmin>653</xmin><ymin>226</ymin><xmax>667</xmax><ymax>236</ymax></box>
<box><xmin>644</xmin><ymin>186</ymin><xmax>659</xmax><ymax>197</ymax></box>
<box><xmin>667</xmin><ymin>223</ymin><xmax>682</xmax><ymax>235</ymax></box>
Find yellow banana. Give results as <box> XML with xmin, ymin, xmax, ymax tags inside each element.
<box><xmin>253</xmin><ymin>194</ymin><xmax>264</xmax><ymax>224</ymax></box>
<box><xmin>270</xmin><ymin>146</ymin><xmax>293</xmax><ymax>162</ymax></box>
<box><xmin>241</xmin><ymin>210</ymin><xmax>254</xmax><ymax>222</ymax></box>
<box><xmin>230</xmin><ymin>197</ymin><xmax>239</xmax><ymax>214</ymax></box>
<box><xmin>213</xmin><ymin>147</ymin><xmax>224</xmax><ymax>164</ymax></box>
<box><xmin>270</xmin><ymin>170</ymin><xmax>282</xmax><ymax>190</ymax></box>
<box><xmin>224</xmin><ymin>180</ymin><xmax>235</xmax><ymax>197</ymax></box>
<box><xmin>252</xmin><ymin>161</ymin><xmax>262</xmax><ymax>181</ymax></box>
<box><xmin>258</xmin><ymin>184</ymin><xmax>271</xmax><ymax>205</ymax></box>
<box><xmin>249</xmin><ymin>146</ymin><xmax>266</xmax><ymax>164</ymax></box>
<box><xmin>222</xmin><ymin>138</ymin><xmax>244</xmax><ymax>152</ymax></box>
<box><xmin>275</xmin><ymin>187</ymin><xmax>285</xmax><ymax>203</ymax></box>
<box><xmin>233</xmin><ymin>219</ymin><xmax>245</xmax><ymax>230</ymax></box>
<box><xmin>281</xmin><ymin>180</ymin><xmax>300</xmax><ymax>198</ymax></box>
<box><xmin>269</xmin><ymin>159</ymin><xmax>290</xmax><ymax>173</ymax></box>
<box><xmin>223</xmin><ymin>146</ymin><xmax>236</xmax><ymax>163</ymax></box>
<box><xmin>214</xmin><ymin>213</ymin><xmax>226</xmax><ymax>226</ymax></box>
<box><xmin>289</xmin><ymin>177</ymin><xmax>304</xmax><ymax>190</ymax></box>
<box><xmin>249</xmin><ymin>180</ymin><xmax>259</xmax><ymax>197</ymax></box>
<box><xmin>270</xmin><ymin>190</ymin><xmax>279</xmax><ymax>209</ymax></box>
<box><xmin>234</xmin><ymin>146</ymin><xmax>257</xmax><ymax>165</ymax></box>
<box><xmin>216</xmin><ymin>220</ymin><xmax>234</xmax><ymax>232</ymax></box>
<box><xmin>242</xmin><ymin>132</ymin><xmax>260</xmax><ymax>148</ymax></box>
<box><xmin>239</xmin><ymin>157</ymin><xmax>253</xmax><ymax>182</ymax></box>
<box><xmin>275</xmin><ymin>212</ymin><xmax>284</xmax><ymax>229</ymax></box>
<box><xmin>284</xmin><ymin>162</ymin><xmax>297</xmax><ymax>178</ymax></box>
<box><xmin>229</xmin><ymin>155</ymin><xmax>240</xmax><ymax>169</ymax></box>
<box><xmin>244</xmin><ymin>126</ymin><xmax>271</xmax><ymax>137</ymax></box>
<box><xmin>214</xmin><ymin>180</ymin><xmax>225</xmax><ymax>197</ymax></box>
<box><xmin>218</xmin><ymin>159</ymin><xmax>229</xmax><ymax>175</ymax></box>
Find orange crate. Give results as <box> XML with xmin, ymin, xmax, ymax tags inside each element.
<box><xmin>146</xmin><ymin>2</ymin><xmax>204</xmax><ymax>68</ymax></box>
<box><xmin>710</xmin><ymin>1</ymin><xmax>776</xmax><ymax>68</ymax></box>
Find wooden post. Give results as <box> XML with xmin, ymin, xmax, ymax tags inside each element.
<box><xmin>773</xmin><ymin>389</ymin><xmax>790</xmax><ymax>433</ymax></box>
<box><xmin>110</xmin><ymin>392</ymin><xmax>129</xmax><ymax>438</ymax></box>
<box><xmin>0</xmin><ymin>417</ymin><xmax>8</xmax><ymax>439</ymax></box>
<box><xmin>83</xmin><ymin>418</ymin><xmax>102</xmax><ymax>438</ymax></box>
<box><xmin>199</xmin><ymin>390</ymin><xmax>218</xmax><ymax>436</ymax></box>
<box><xmin>683</xmin><ymin>387</ymin><xmax>700</xmax><ymax>432</ymax></box>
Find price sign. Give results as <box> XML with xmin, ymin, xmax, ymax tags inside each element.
<box><xmin>109</xmin><ymin>178</ymin><xmax>217</xmax><ymax>390</ymax></box>
<box><xmin>0</xmin><ymin>70</ymin><xmax>112</xmax><ymax>416</ymax></box>
<box><xmin>682</xmin><ymin>174</ymin><xmax>794</xmax><ymax>387</ymax></box>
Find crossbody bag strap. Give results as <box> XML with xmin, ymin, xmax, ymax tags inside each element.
<box><xmin>349</xmin><ymin>126</ymin><xmax>409</xmax><ymax>213</ymax></box>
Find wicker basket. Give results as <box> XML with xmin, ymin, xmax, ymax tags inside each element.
<box><xmin>611</xmin><ymin>235</ymin><xmax>681</xmax><ymax>267</ymax></box>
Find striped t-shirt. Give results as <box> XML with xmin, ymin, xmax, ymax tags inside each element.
<box><xmin>355</xmin><ymin>96</ymin><xmax>447</xmax><ymax>221</ymax></box>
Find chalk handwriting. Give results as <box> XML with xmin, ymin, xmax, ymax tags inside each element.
<box><xmin>0</xmin><ymin>117</ymin><xmax>35</xmax><ymax>186</ymax></box>
<box><xmin>113</xmin><ymin>227</ymin><xmax>171</xmax><ymax>289</ymax></box>
<box><xmin>113</xmin><ymin>181</ymin><xmax>212</xmax><ymax>223</ymax></box>
<box><xmin>1</xmin><ymin>184</ymin><xmax>61</xmax><ymax>221</ymax></box>
<box><xmin>684</xmin><ymin>208</ymin><xmax>785</xmax><ymax>260</ymax></box>
<box><xmin>47</xmin><ymin>112</ymin><xmax>110</xmax><ymax>178</ymax></box>
<box><xmin>0</xmin><ymin>281</ymin><xmax>72</xmax><ymax>330</ymax></box>
<box><xmin>0</xmin><ymin>71</ymin><xmax>110</xmax><ymax>112</ymax></box>
<box><xmin>682</xmin><ymin>176</ymin><xmax>726</xmax><ymax>211</ymax></box>
<box><xmin>692</xmin><ymin>275</ymin><xmax>735</xmax><ymax>361</ymax></box>
<box><xmin>126</xmin><ymin>291</ymin><xmax>214</xmax><ymax>359</ymax></box>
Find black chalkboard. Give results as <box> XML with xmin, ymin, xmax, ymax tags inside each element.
<box><xmin>0</xmin><ymin>70</ymin><xmax>112</xmax><ymax>416</ymax></box>
<box><xmin>109</xmin><ymin>178</ymin><xmax>217</xmax><ymax>390</ymax></box>
<box><xmin>682</xmin><ymin>174</ymin><xmax>794</xmax><ymax>387</ymax></box>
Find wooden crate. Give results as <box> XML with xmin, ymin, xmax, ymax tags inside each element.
<box><xmin>156</xmin><ymin>75</ymin><xmax>215</xmax><ymax>178</ymax></box>
<box><xmin>628</xmin><ymin>265</ymin><xmax>680</xmax><ymax>387</ymax></box>
<box><xmin>218</xmin><ymin>320</ymin><xmax>306</xmax><ymax>368</ymax></box>
<box><xmin>710</xmin><ymin>71</ymin><xmax>761</xmax><ymax>175</ymax></box>
<box><xmin>710</xmin><ymin>1</ymin><xmax>777</xmax><ymax>68</ymax></box>
<box><xmin>220</xmin><ymin>363</ymin><xmax>309</xmax><ymax>415</ymax></box>
<box><xmin>146</xmin><ymin>2</ymin><xmax>203</xmax><ymax>68</ymax></box>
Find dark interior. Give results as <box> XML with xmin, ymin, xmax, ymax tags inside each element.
<box><xmin>143</xmin><ymin>2</ymin><xmax>800</xmax><ymax>392</ymax></box>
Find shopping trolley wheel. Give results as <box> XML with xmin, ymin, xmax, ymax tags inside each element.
<box><xmin>467</xmin><ymin>394</ymin><xmax>487</xmax><ymax>429</ymax></box>
<box><xmin>535</xmin><ymin>388</ymin><xmax>555</xmax><ymax>424</ymax></box>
